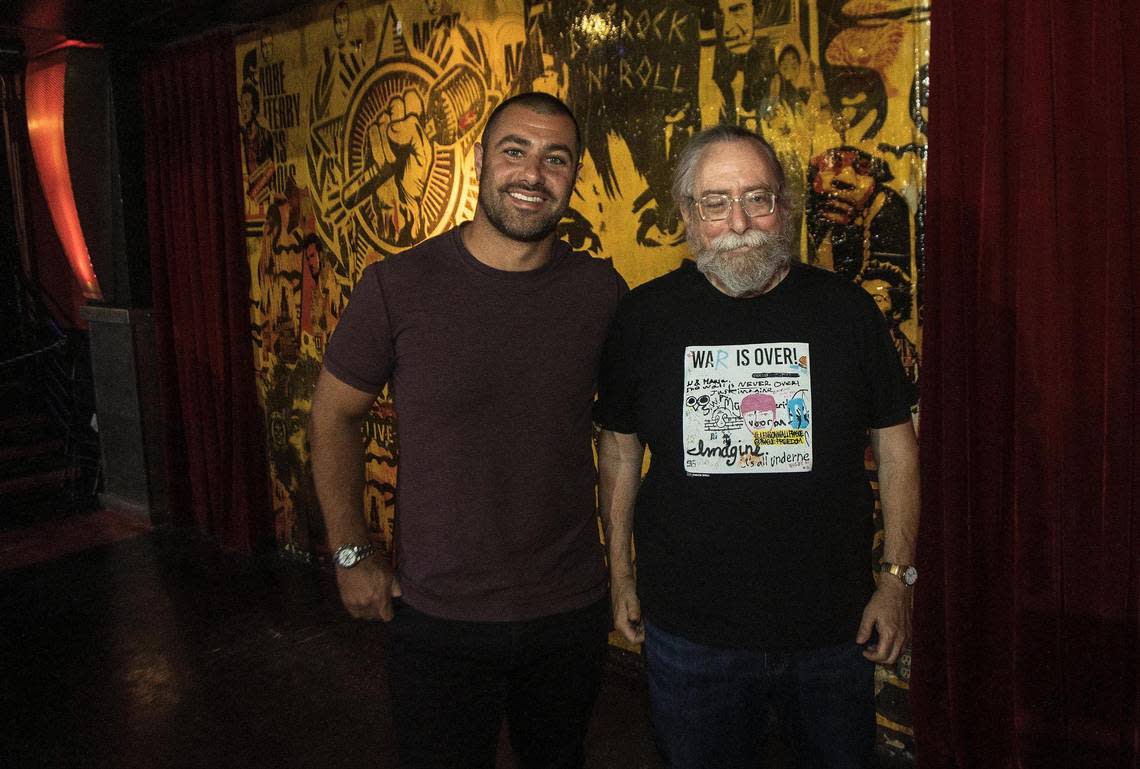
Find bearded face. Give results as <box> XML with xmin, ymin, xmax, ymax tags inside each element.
<box><xmin>689</xmin><ymin>216</ymin><xmax>796</xmax><ymax>297</ymax></box>
<box><xmin>680</xmin><ymin>139</ymin><xmax>795</xmax><ymax>297</ymax></box>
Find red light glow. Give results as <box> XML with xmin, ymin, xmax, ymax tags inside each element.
<box><xmin>25</xmin><ymin>48</ymin><xmax>103</xmax><ymax>299</ymax></box>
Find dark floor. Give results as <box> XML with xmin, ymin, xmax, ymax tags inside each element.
<box><xmin>0</xmin><ymin>517</ymin><xmax>663</xmax><ymax>769</ymax></box>
<box><xmin>0</xmin><ymin>508</ymin><xmax>916</xmax><ymax>769</ymax></box>
<box><xmin>0</xmin><ymin>375</ymin><xmax>916</xmax><ymax>769</ymax></box>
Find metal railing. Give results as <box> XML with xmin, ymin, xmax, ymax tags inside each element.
<box><xmin>1</xmin><ymin>272</ymin><xmax>101</xmax><ymax>504</ymax></box>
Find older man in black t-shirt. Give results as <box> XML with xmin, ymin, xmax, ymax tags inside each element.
<box><xmin>595</xmin><ymin>125</ymin><xmax>919</xmax><ymax>769</ymax></box>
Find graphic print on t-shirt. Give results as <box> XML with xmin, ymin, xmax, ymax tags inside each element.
<box><xmin>682</xmin><ymin>343</ymin><xmax>813</xmax><ymax>474</ymax></box>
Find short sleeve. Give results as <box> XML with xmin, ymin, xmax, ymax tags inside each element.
<box><xmin>322</xmin><ymin>263</ymin><xmax>394</xmax><ymax>393</ymax></box>
<box><xmin>856</xmin><ymin>291</ymin><xmax>913</xmax><ymax>429</ymax></box>
<box><xmin>593</xmin><ymin>295</ymin><xmax>640</xmax><ymax>434</ymax></box>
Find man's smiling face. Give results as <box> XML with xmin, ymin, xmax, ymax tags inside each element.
<box><xmin>473</xmin><ymin>104</ymin><xmax>580</xmax><ymax>243</ymax></box>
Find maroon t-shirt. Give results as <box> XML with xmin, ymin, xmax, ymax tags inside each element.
<box><xmin>323</xmin><ymin>226</ymin><xmax>627</xmax><ymax>621</ymax></box>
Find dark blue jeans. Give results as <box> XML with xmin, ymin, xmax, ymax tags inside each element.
<box><xmin>644</xmin><ymin>620</ymin><xmax>875</xmax><ymax>769</ymax></box>
<box><xmin>384</xmin><ymin>597</ymin><xmax>610</xmax><ymax>769</ymax></box>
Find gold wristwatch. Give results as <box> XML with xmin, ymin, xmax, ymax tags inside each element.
<box><xmin>880</xmin><ymin>562</ymin><xmax>918</xmax><ymax>586</ymax></box>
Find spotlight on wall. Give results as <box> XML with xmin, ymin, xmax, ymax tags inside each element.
<box><xmin>25</xmin><ymin>42</ymin><xmax>107</xmax><ymax>300</ymax></box>
<box><xmin>573</xmin><ymin>12</ymin><xmax>619</xmax><ymax>43</ymax></box>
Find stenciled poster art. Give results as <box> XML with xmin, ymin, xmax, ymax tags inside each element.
<box><xmin>236</xmin><ymin>0</ymin><xmax>927</xmax><ymax>759</ymax></box>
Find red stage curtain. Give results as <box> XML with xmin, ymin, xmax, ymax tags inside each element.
<box><xmin>913</xmin><ymin>2</ymin><xmax>1139</xmax><ymax>768</ymax></box>
<box><xmin>142</xmin><ymin>34</ymin><xmax>271</xmax><ymax>555</ymax></box>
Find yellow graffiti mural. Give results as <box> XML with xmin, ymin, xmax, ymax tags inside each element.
<box><xmin>237</xmin><ymin>0</ymin><xmax>927</xmax><ymax>756</ymax></box>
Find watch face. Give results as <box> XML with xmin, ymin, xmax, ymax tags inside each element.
<box><xmin>903</xmin><ymin>566</ymin><xmax>918</xmax><ymax>585</ymax></box>
<box><xmin>335</xmin><ymin>545</ymin><xmax>370</xmax><ymax>568</ymax></box>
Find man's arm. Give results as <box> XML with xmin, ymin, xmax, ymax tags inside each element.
<box><xmin>857</xmin><ymin>420</ymin><xmax>920</xmax><ymax>664</ymax></box>
<box><xmin>309</xmin><ymin>369</ymin><xmax>401</xmax><ymax>620</ymax></box>
<box><xmin>598</xmin><ymin>429</ymin><xmax>646</xmax><ymax>644</ymax></box>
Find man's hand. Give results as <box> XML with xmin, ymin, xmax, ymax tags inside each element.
<box><xmin>856</xmin><ymin>576</ymin><xmax>911</xmax><ymax>664</ymax></box>
<box><xmin>611</xmin><ymin>572</ymin><xmax>644</xmax><ymax>644</ymax></box>
<box><xmin>335</xmin><ymin>557</ymin><xmax>402</xmax><ymax>621</ymax></box>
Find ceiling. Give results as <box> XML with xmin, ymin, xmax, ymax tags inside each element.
<box><xmin>0</xmin><ymin>0</ymin><xmax>312</xmax><ymax>60</ymax></box>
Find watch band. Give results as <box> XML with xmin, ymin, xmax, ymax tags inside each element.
<box><xmin>333</xmin><ymin>543</ymin><xmax>375</xmax><ymax>568</ymax></box>
<box><xmin>880</xmin><ymin>562</ymin><xmax>918</xmax><ymax>586</ymax></box>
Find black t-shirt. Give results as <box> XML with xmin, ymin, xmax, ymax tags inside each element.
<box><xmin>595</xmin><ymin>260</ymin><xmax>911</xmax><ymax>649</ymax></box>
<box><xmin>324</xmin><ymin>227</ymin><xmax>627</xmax><ymax>622</ymax></box>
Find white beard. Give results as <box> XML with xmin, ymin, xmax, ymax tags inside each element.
<box><xmin>692</xmin><ymin>226</ymin><xmax>795</xmax><ymax>297</ymax></box>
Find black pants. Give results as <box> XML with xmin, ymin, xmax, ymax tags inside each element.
<box><xmin>384</xmin><ymin>597</ymin><xmax>611</xmax><ymax>769</ymax></box>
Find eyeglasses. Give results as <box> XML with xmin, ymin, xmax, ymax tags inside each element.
<box><xmin>693</xmin><ymin>189</ymin><xmax>778</xmax><ymax>221</ymax></box>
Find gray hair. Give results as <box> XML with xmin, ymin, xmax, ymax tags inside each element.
<box><xmin>670</xmin><ymin>125</ymin><xmax>794</xmax><ymax>222</ymax></box>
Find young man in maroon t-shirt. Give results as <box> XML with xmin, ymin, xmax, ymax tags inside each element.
<box><xmin>309</xmin><ymin>92</ymin><xmax>626</xmax><ymax>769</ymax></box>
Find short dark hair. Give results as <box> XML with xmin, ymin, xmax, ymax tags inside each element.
<box><xmin>241</xmin><ymin>83</ymin><xmax>260</xmax><ymax>116</ymax></box>
<box><xmin>479</xmin><ymin>92</ymin><xmax>581</xmax><ymax>162</ymax></box>
<box><xmin>826</xmin><ymin>66</ymin><xmax>887</xmax><ymax>141</ymax></box>
<box><xmin>778</xmin><ymin>45</ymin><xmax>801</xmax><ymax>64</ymax></box>
<box><xmin>857</xmin><ymin>260</ymin><xmax>912</xmax><ymax>321</ymax></box>
<box><xmin>810</xmin><ymin>146</ymin><xmax>893</xmax><ymax>184</ymax></box>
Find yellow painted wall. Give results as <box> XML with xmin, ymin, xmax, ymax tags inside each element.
<box><xmin>236</xmin><ymin>0</ymin><xmax>927</xmax><ymax>756</ymax></box>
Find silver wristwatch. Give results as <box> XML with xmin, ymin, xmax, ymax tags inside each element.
<box><xmin>333</xmin><ymin>543</ymin><xmax>375</xmax><ymax>569</ymax></box>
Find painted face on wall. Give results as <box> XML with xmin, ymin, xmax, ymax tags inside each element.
<box><xmin>473</xmin><ymin>104</ymin><xmax>579</xmax><ymax>243</ymax></box>
<box><xmin>288</xmin><ymin>396</ymin><xmax>310</xmax><ymax>466</ymax></box>
<box><xmin>269</xmin><ymin>409</ymin><xmax>288</xmax><ymax>452</ymax></box>
<box><xmin>333</xmin><ymin>3</ymin><xmax>349</xmax><ymax>46</ymax></box>
<box><xmin>304</xmin><ymin>240</ymin><xmax>321</xmax><ymax>278</ymax></box>
<box><xmin>719</xmin><ymin>0</ymin><xmax>755</xmax><ymax>55</ymax></box>
<box><xmin>861</xmin><ymin>278</ymin><xmax>893</xmax><ymax>314</ymax></box>
<box><xmin>811</xmin><ymin>149</ymin><xmax>878</xmax><ymax>225</ymax></box>
<box><xmin>778</xmin><ymin>48</ymin><xmax>801</xmax><ymax>82</ymax></box>
<box><xmin>239</xmin><ymin>91</ymin><xmax>254</xmax><ymax>126</ymax></box>
<box><xmin>825</xmin><ymin>67</ymin><xmax>888</xmax><ymax>142</ymax></box>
